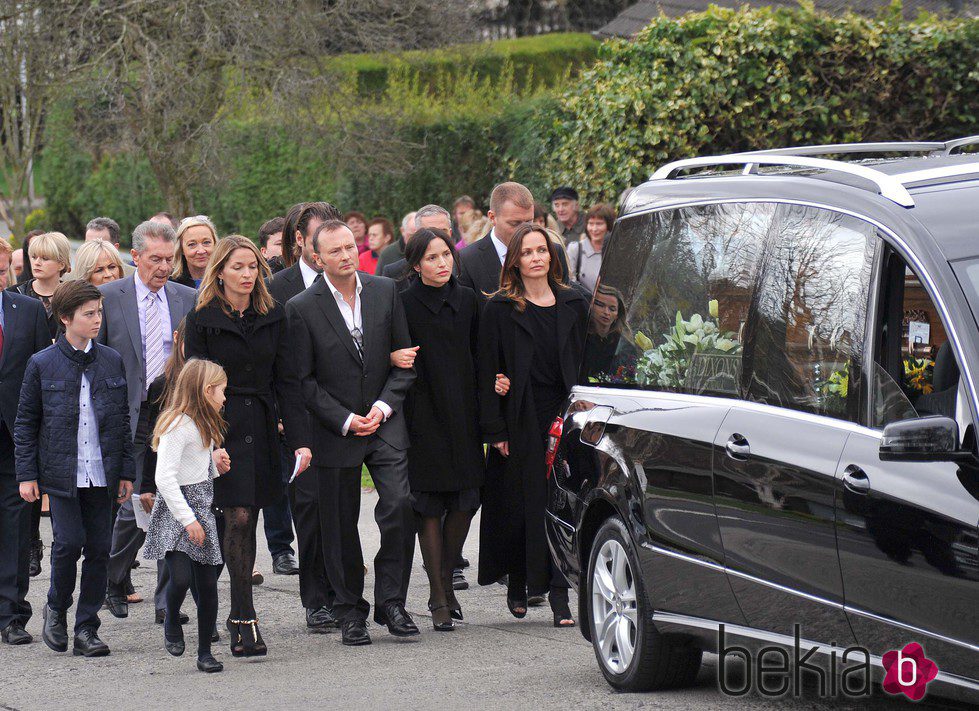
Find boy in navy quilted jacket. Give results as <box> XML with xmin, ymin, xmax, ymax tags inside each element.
<box><xmin>14</xmin><ymin>281</ymin><xmax>134</xmax><ymax>657</ymax></box>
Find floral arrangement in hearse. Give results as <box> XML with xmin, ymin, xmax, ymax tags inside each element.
<box><xmin>632</xmin><ymin>300</ymin><xmax>741</xmax><ymax>390</ymax></box>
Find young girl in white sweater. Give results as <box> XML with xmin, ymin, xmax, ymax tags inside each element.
<box><xmin>143</xmin><ymin>358</ymin><xmax>229</xmax><ymax>673</ymax></box>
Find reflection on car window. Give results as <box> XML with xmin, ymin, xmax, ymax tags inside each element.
<box><xmin>581</xmin><ymin>203</ymin><xmax>774</xmax><ymax>396</ymax></box>
<box><xmin>745</xmin><ymin>205</ymin><xmax>875</xmax><ymax>423</ymax></box>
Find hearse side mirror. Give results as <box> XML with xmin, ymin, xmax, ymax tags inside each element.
<box><xmin>879</xmin><ymin>415</ymin><xmax>974</xmax><ymax>462</ymax></box>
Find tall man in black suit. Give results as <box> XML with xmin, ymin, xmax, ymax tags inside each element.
<box><xmin>457</xmin><ymin>181</ymin><xmax>569</xmax><ymax>300</ymax></box>
<box><xmin>0</xmin><ymin>242</ymin><xmax>54</xmax><ymax>644</ymax></box>
<box><xmin>268</xmin><ymin>201</ymin><xmax>343</xmax><ymax>633</ymax></box>
<box><xmin>99</xmin><ymin>220</ymin><xmax>198</xmax><ymax>621</ymax></box>
<box><xmin>287</xmin><ymin>220</ymin><xmax>417</xmax><ymax>647</ymax></box>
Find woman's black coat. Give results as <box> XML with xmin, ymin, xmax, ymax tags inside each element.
<box><xmin>476</xmin><ymin>285</ymin><xmax>589</xmax><ymax>591</ymax></box>
<box><xmin>184</xmin><ymin>301</ymin><xmax>306</xmax><ymax>509</ymax></box>
<box><xmin>401</xmin><ymin>278</ymin><xmax>484</xmax><ymax>492</ymax></box>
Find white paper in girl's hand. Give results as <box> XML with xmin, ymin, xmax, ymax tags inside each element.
<box><xmin>288</xmin><ymin>453</ymin><xmax>302</xmax><ymax>484</ymax></box>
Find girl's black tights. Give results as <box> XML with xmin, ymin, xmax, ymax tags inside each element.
<box><xmin>164</xmin><ymin>551</ymin><xmax>219</xmax><ymax>658</ymax></box>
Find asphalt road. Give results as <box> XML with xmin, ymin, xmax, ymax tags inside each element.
<box><xmin>0</xmin><ymin>492</ymin><xmax>962</xmax><ymax>711</ymax></box>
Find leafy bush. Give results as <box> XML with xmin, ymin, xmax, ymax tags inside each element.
<box><xmin>24</xmin><ymin>208</ymin><xmax>48</xmax><ymax>233</ymax></box>
<box><xmin>542</xmin><ymin>4</ymin><xmax>979</xmax><ymax>204</ymax></box>
<box><xmin>330</xmin><ymin>33</ymin><xmax>598</xmax><ymax>96</ymax></box>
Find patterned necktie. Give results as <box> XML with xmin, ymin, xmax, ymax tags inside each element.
<box><xmin>144</xmin><ymin>291</ymin><xmax>165</xmax><ymax>391</ymax></box>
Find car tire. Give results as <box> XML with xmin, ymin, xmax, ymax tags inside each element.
<box><xmin>587</xmin><ymin>516</ymin><xmax>703</xmax><ymax>692</ymax></box>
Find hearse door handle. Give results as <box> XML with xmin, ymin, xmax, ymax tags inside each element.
<box><xmin>842</xmin><ymin>465</ymin><xmax>871</xmax><ymax>495</ymax></box>
<box><xmin>725</xmin><ymin>434</ymin><xmax>750</xmax><ymax>460</ymax></box>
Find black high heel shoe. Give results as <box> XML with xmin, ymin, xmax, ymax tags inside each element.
<box><xmin>239</xmin><ymin>619</ymin><xmax>267</xmax><ymax>657</ymax></box>
<box><xmin>428</xmin><ymin>603</ymin><xmax>455</xmax><ymax>632</ymax></box>
<box><xmin>549</xmin><ymin>588</ymin><xmax>576</xmax><ymax>628</ymax></box>
<box><xmin>506</xmin><ymin>591</ymin><xmax>528</xmax><ymax>619</ymax></box>
<box><xmin>226</xmin><ymin>618</ymin><xmax>245</xmax><ymax>657</ymax></box>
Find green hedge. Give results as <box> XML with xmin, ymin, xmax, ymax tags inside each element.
<box><xmin>330</xmin><ymin>33</ymin><xmax>599</xmax><ymax>96</ymax></box>
<box><xmin>541</xmin><ymin>4</ymin><xmax>979</xmax><ymax>204</ymax></box>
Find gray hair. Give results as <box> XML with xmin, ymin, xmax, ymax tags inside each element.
<box><xmin>400</xmin><ymin>211</ymin><xmax>417</xmax><ymax>232</ymax></box>
<box><xmin>414</xmin><ymin>204</ymin><xmax>451</xmax><ymax>228</ymax></box>
<box><xmin>131</xmin><ymin>220</ymin><xmax>177</xmax><ymax>253</ymax></box>
<box><xmin>85</xmin><ymin>216</ymin><xmax>120</xmax><ymax>243</ymax></box>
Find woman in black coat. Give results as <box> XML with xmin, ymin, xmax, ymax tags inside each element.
<box><xmin>478</xmin><ymin>223</ymin><xmax>589</xmax><ymax>627</ymax></box>
<box><xmin>395</xmin><ymin>229</ymin><xmax>509</xmax><ymax>631</ymax></box>
<box><xmin>184</xmin><ymin>236</ymin><xmax>310</xmax><ymax>657</ymax></box>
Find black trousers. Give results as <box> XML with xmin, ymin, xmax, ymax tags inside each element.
<box><xmin>48</xmin><ymin>487</ymin><xmax>113</xmax><ymax>632</ymax></box>
<box><xmin>318</xmin><ymin>437</ymin><xmax>414</xmax><ymax>622</ymax></box>
<box><xmin>0</xmin><ymin>425</ymin><xmax>31</xmax><ymax>630</ymax></box>
<box><xmin>107</xmin><ymin>402</ymin><xmax>170</xmax><ymax>608</ymax></box>
<box><xmin>290</xmin><ymin>466</ymin><xmax>335</xmax><ymax>611</ymax></box>
<box><xmin>263</xmin><ymin>443</ymin><xmax>296</xmax><ymax>559</ymax></box>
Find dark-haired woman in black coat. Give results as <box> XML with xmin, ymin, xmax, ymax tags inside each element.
<box><xmin>477</xmin><ymin>223</ymin><xmax>588</xmax><ymax>628</ymax></box>
<box><xmin>393</xmin><ymin>228</ymin><xmax>509</xmax><ymax>631</ymax></box>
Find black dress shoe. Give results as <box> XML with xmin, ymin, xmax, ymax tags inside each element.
<box><xmin>156</xmin><ymin>609</ymin><xmax>189</xmax><ymax>624</ymax></box>
<box><xmin>272</xmin><ymin>552</ymin><xmax>300</xmax><ymax>576</ymax></box>
<box><xmin>306</xmin><ymin>606</ymin><xmax>338</xmax><ymax>631</ymax></box>
<box><xmin>105</xmin><ymin>594</ymin><xmax>129</xmax><ymax>619</ymax></box>
<box><xmin>452</xmin><ymin>568</ymin><xmax>469</xmax><ymax>591</ymax></box>
<box><xmin>42</xmin><ymin>605</ymin><xmax>68</xmax><ymax>652</ymax></box>
<box><xmin>197</xmin><ymin>653</ymin><xmax>224</xmax><ymax>673</ymax></box>
<box><xmin>340</xmin><ymin>619</ymin><xmax>371</xmax><ymax>646</ymax></box>
<box><xmin>28</xmin><ymin>540</ymin><xmax>43</xmax><ymax>578</ymax></box>
<box><xmin>373</xmin><ymin>603</ymin><xmax>420</xmax><ymax>638</ymax></box>
<box><xmin>73</xmin><ymin>628</ymin><xmax>110</xmax><ymax>657</ymax></box>
<box><xmin>1</xmin><ymin>622</ymin><xmax>33</xmax><ymax>645</ymax></box>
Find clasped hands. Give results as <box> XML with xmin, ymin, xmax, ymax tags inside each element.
<box><xmin>349</xmin><ymin>405</ymin><xmax>385</xmax><ymax>436</ymax></box>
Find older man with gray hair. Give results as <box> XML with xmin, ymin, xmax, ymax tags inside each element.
<box><xmin>380</xmin><ymin>205</ymin><xmax>455</xmax><ymax>284</ymax></box>
<box><xmin>375</xmin><ymin>211</ymin><xmax>417</xmax><ymax>277</ymax></box>
<box><xmin>99</xmin><ymin>220</ymin><xmax>198</xmax><ymax>621</ymax></box>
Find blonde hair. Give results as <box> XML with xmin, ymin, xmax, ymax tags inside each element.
<box><xmin>196</xmin><ymin>235</ymin><xmax>274</xmax><ymax>316</ymax></box>
<box><xmin>28</xmin><ymin>232</ymin><xmax>72</xmax><ymax>276</ymax></box>
<box><xmin>152</xmin><ymin>358</ymin><xmax>227</xmax><ymax>451</ymax></box>
<box><xmin>172</xmin><ymin>215</ymin><xmax>218</xmax><ymax>279</ymax></box>
<box><xmin>0</xmin><ymin>239</ymin><xmax>12</xmax><ymax>257</ymax></box>
<box><xmin>73</xmin><ymin>240</ymin><xmax>124</xmax><ymax>284</ymax></box>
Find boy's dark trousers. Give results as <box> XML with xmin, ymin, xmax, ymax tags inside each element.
<box><xmin>47</xmin><ymin>487</ymin><xmax>113</xmax><ymax>632</ymax></box>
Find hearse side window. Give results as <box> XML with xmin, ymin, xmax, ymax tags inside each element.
<box><xmin>872</xmin><ymin>255</ymin><xmax>962</xmax><ymax>428</ymax></box>
<box><xmin>581</xmin><ymin>202</ymin><xmax>775</xmax><ymax>397</ymax></box>
<box><xmin>743</xmin><ymin>205</ymin><xmax>875</xmax><ymax>424</ymax></box>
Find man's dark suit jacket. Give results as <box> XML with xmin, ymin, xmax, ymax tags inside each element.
<box><xmin>269</xmin><ymin>261</ymin><xmax>307</xmax><ymax>306</ymax></box>
<box><xmin>457</xmin><ymin>235</ymin><xmax>571</xmax><ymax>301</ymax></box>
<box><xmin>0</xmin><ymin>293</ymin><xmax>51</xmax><ymax>438</ymax></box>
<box><xmin>286</xmin><ymin>274</ymin><xmax>416</xmax><ymax>468</ymax></box>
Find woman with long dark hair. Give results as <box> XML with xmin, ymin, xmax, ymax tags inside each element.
<box><xmin>397</xmin><ymin>229</ymin><xmax>508</xmax><ymax>631</ymax></box>
<box><xmin>184</xmin><ymin>236</ymin><xmax>310</xmax><ymax>657</ymax></box>
<box><xmin>477</xmin><ymin>223</ymin><xmax>588</xmax><ymax>627</ymax></box>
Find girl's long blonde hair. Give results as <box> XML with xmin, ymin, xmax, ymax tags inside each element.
<box><xmin>152</xmin><ymin>358</ymin><xmax>227</xmax><ymax>451</ymax></box>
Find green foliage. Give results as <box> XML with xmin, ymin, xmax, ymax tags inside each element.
<box><xmin>329</xmin><ymin>33</ymin><xmax>598</xmax><ymax>96</ymax></box>
<box><xmin>24</xmin><ymin>208</ymin><xmax>48</xmax><ymax>233</ymax></box>
<box><xmin>542</xmin><ymin>4</ymin><xmax>979</xmax><ymax>205</ymax></box>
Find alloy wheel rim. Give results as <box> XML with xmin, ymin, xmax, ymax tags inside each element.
<box><xmin>591</xmin><ymin>538</ymin><xmax>638</xmax><ymax>674</ymax></box>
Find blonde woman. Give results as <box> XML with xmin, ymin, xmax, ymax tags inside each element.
<box><xmin>12</xmin><ymin>231</ymin><xmax>71</xmax><ymax>340</ymax></box>
<box><xmin>172</xmin><ymin>215</ymin><xmax>218</xmax><ymax>289</ymax></box>
<box><xmin>72</xmin><ymin>239</ymin><xmax>125</xmax><ymax>286</ymax></box>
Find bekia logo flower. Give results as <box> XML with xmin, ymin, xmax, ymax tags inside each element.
<box><xmin>881</xmin><ymin>642</ymin><xmax>939</xmax><ymax>701</ymax></box>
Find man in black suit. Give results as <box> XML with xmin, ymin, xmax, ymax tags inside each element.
<box><xmin>287</xmin><ymin>220</ymin><xmax>417</xmax><ymax>647</ymax></box>
<box><xmin>268</xmin><ymin>201</ymin><xmax>343</xmax><ymax>633</ymax></box>
<box><xmin>0</xmin><ymin>241</ymin><xmax>55</xmax><ymax>645</ymax></box>
<box><xmin>457</xmin><ymin>181</ymin><xmax>569</xmax><ymax>300</ymax></box>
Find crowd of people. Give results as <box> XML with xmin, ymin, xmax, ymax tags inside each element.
<box><xmin>0</xmin><ymin>181</ymin><xmax>617</xmax><ymax>674</ymax></box>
